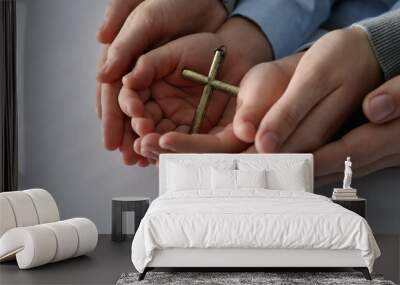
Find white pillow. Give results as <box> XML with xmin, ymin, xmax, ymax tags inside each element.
<box><xmin>211</xmin><ymin>168</ymin><xmax>236</xmax><ymax>190</ymax></box>
<box><xmin>211</xmin><ymin>169</ymin><xmax>267</xmax><ymax>190</ymax></box>
<box><xmin>167</xmin><ymin>160</ymin><xmax>235</xmax><ymax>192</ymax></box>
<box><xmin>238</xmin><ymin>160</ymin><xmax>308</xmax><ymax>191</ymax></box>
<box><xmin>236</xmin><ymin>169</ymin><xmax>267</xmax><ymax>189</ymax></box>
<box><xmin>167</xmin><ymin>163</ymin><xmax>210</xmax><ymax>191</ymax></box>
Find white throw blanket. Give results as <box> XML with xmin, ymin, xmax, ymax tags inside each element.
<box><xmin>131</xmin><ymin>190</ymin><xmax>380</xmax><ymax>272</ymax></box>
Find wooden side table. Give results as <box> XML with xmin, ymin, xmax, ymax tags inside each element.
<box><xmin>112</xmin><ymin>197</ymin><xmax>150</xmax><ymax>242</ymax></box>
<box><xmin>331</xmin><ymin>198</ymin><xmax>366</xmax><ymax>218</ymax></box>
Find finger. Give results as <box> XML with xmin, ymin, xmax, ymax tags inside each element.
<box><xmin>96</xmin><ymin>45</ymin><xmax>109</xmax><ymax>119</ymax></box>
<box><xmin>131</xmin><ymin>117</ymin><xmax>154</xmax><ymax>137</ymax></box>
<box><xmin>137</xmin><ymin>157</ymin><xmax>150</xmax><ymax>167</ymax></box>
<box><xmin>140</xmin><ymin>133</ymin><xmax>173</xmax><ymax>160</ymax></box>
<box><xmin>96</xmin><ymin>82</ymin><xmax>102</xmax><ymax>119</ymax></box>
<box><xmin>254</xmin><ymin>51</ymin><xmax>343</xmax><ymax>153</ymax></box>
<box><xmin>314</xmin><ymin>120</ymin><xmax>400</xmax><ymax>177</ymax></box>
<box><xmin>97</xmin><ymin>1</ymin><xmax>171</xmax><ymax>83</ymax></box>
<box><xmin>118</xmin><ymin>87</ymin><xmax>146</xmax><ymax>117</ymax></box>
<box><xmin>316</xmin><ymin>154</ymin><xmax>400</xmax><ymax>186</ymax></box>
<box><xmin>281</xmin><ymin>85</ymin><xmax>350</xmax><ymax>153</ymax></box>
<box><xmin>133</xmin><ymin>137</ymin><xmax>142</xmax><ymax>155</ymax></box>
<box><xmin>353</xmin><ymin>154</ymin><xmax>400</xmax><ymax>177</ymax></box>
<box><xmin>101</xmin><ymin>82</ymin><xmax>124</xmax><ymax>150</ymax></box>
<box><xmin>155</xmin><ymin>119</ymin><xmax>176</xmax><ymax>134</ymax></box>
<box><xmin>119</xmin><ymin>119</ymin><xmax>138</xmax><ymax>165</ymax></box>
<box><xmin>315</xmin><ymin>173</ymin><xmax>343</xmax><ymax>187</ymax></box>
<box><xmin>242</xmin><ymin>145</ymin><xmax>257</xmax><ymax>153</ymax></box>
<box><xmin>144</xmin><ymin>101</ymin><xmax>163</xmax><ymax>126</ymax></box>
<box><xmin>97</xmin><ymin>0</ymin><xmax>142</xmax><ymax>44</ymax></box>
<box><xmin>121</xmin><ymin>41</ymin><xmax>183</xmax><ymax>90</ymax></box>
<box><xmin>159</xmin><ymin>125</ymin><xmax>249</xmax><ymax>153</ymax></box>
<box><xmin>233</xmin><ymin>54</ymin><xmax>302</xmax><ymax>143</ymax></box>
<box><xmin>363</xmin><ymin>75</ymin><xmax>400</xmax><ymax>123</ymax></box>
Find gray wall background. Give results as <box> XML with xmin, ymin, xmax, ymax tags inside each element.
<box><xmin>17</xmin><ymin>0</ymin><xmax>399</xmax><ymax>234</ymax></box>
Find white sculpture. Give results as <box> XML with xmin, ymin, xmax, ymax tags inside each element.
<box><xmin>343</xmin><ymin>157</ymin><xmax>353</xmax><ymax>189</ymax></box>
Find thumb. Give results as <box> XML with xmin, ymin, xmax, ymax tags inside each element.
<box><xmin>233</xmin><ymin>54</ymin><xmax>301</xmax><ymax>143</ymax></box>
<box><xmin>122</xmin><ymin>34</ymin><xmax>222</xmax><ymax>90</ymax></box>
<box><xmin>121</xmin><ymin>41</ymin><xmax>184</xmax><ymax>91</ymax></box>
<box><xmin>363</xmin><ymin>75</ymin><xmax>400</xmax><ymax>124</ymax></box>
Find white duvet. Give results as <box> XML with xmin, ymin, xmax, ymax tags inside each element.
<box><xmin>131</xmin><ymin>190</ymin><xmax>380</xmax><ymax>273</ymax></box>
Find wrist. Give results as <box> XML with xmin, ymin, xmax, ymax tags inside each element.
<box><xmin>347</xmin><ymin>27</ymin><xmax>383</xmax><ymax>84</ymax></box>
<box><xmin>216</xmin><ymin>16</ymin><xmax>273</xmax><ymax>65</ymax></box>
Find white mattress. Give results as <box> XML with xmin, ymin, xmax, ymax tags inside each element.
<box><xmin>131</xmin><ymin>190</ymin><xmax>380</xmax><ymax>273</ymax></box>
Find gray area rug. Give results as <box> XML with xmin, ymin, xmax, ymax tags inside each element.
<box><xmin>117</xmin><ymin>272</ymin><xmax>396</xmax><ymax>285</ymax></box>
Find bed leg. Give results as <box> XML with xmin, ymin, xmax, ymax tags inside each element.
<box><xmin>138</xmin><ymin>268</ymin><xmax>147</xmax><ymax>281</ymax></box>
<box><xmin>354</xmin><ymin>267</ymin><xmax>371</xmax><ymax>280</ymax></box>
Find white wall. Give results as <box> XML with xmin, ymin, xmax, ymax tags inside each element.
<box><xmin>17</xmin><ymin>0</ymin><xmax>400</xmax><ymax>234</ymax></box>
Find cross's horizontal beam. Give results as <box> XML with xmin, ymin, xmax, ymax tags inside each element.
<box><xmin>182</xmin><ymin>69</ymin><xmax>239</xmax><ymax>96</ymax></box>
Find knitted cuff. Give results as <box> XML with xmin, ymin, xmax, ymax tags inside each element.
<box><xmin>353</xmin><ymin>10</ymin><xmax>400</xmax><ymax>80</ymax></box>
<box><xmin>221</xmin><ymin>0</ymin><xmax>238</xmax><ymax>14</ymax></box>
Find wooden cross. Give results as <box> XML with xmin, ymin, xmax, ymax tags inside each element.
<box><xmin>181</xmin><ymin>47</ymin><xmax>239</xmax><ymax>134</ymax></box>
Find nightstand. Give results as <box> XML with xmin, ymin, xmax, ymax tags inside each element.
<box><xmin>112</xmin><ymin>197</ymin><xmax>150</xmax><ymax>242</ymax></box>
<box><xmin>331</xmin><ymin>198</ymin><xmax>366</xmax><ymax>218</ymax></box>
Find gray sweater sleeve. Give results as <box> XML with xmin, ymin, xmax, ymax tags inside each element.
<box><xmin>353</xmin><ymin>9</ymin><xmax>400</xmax><ymax>80</ymax></box>
<box><xmin>221</xmin><ymin>0</ymin><xmax>238</xmax><ymax>14</ymax></box>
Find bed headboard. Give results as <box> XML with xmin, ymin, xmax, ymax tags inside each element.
<box><xmin>159</xmin><ymin>153</ymin><xmax>314</xmax><ymax>195</ymax></box>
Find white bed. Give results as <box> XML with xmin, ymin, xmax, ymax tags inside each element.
<box><xmin>131</xmin><ymin>154</ymin><xmax>380</xmax><ymax>280</ymax></box>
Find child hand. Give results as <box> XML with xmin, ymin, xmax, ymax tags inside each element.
<box><xmin>118</xmin><ymin>17</ymin><xmax>272</xmax><ymax>159</ymax></box>
<box><xmin>150</xmin><ymin>53</ymin><xmax>299</xmax><ymax>157</ymax></box>
<box><xmin>236</xmin><ymin>27</ymin><xmax>382</xmax><ymax>153</ymax></box>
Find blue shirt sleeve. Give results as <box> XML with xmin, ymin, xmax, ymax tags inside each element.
<box><xmin>231</xmin><ymin>0</ymin><xmax>334</xmax><ymax>58</ymax></box>
<box><xmin>391</xmin><ymin>0</ymin><xmax>400</xmax><ymax>10</ymax></box>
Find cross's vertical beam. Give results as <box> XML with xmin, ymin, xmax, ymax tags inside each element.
<box><xmin>189</xmin><ymin>48</ymin><xmax>225</xmax><ymax>134</ymax></box>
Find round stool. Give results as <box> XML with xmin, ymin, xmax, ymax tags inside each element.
<box><xmin>111</xmin><ymin>197</ymin><xmax>150</xmax><ymax>242</ymax></box>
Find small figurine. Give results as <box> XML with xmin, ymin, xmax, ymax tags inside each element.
<box><xmin>332</xmin><ymin>157</ymin><xmax>358</xmax><ymax>200</ymax></box>
<box><xmin>343</xmin><ymin>157</ymin><xmax>353</xmax><ymax>189</ymax></box>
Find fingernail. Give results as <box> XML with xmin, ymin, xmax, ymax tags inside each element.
<box><xmin>243</xmin><ymin>121</ymin><xmax>256</xmax><ymax>134</ymax></box>
<box><xmin>122</xmin><ymin>73</ymin><xmax>133</xmax><ymax>86</ymax></box>
<box><xmin>100</xmin><ymin>57</ymin><xmax>118</xmax><ymax>75</ymax></box>
<box><xmin>368</xmin><ymin>94</ymin><xmax>395</xmax><ymax>122</ymax></box>
<box><xmin>259</xmin><ymin>131</ymin><xmax>279</xmax><ymax>152</ymax></box>
<box><xmin>99</xmin><ymin>61</ymin><xmax>111</xmax><ymax>77</ymax></box>
<box><xmin>237</xmin><ymin>121</ymin><xmax>256</xmax><ymax>142</ymax></box>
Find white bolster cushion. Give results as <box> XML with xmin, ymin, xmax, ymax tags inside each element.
<box><xmin>0</xmin><ymin>189</ymin><xmax>60</xmax><ymax>237</ymax></box>
<box><xmin>0</xmin><ymin>196</ymin><xmax>17</xmax><ymax>237</ymax></box>
<box><xmin>0</xmin><ymin>218</ymin><xmax>98</xmax><ymax>269</ymax></box>
<box><xmin>1</xmin><ymin>191</ymin><xmax>39</xmax><ymax>227</ymax></box>
<box><xmin>23</xmin><ymin>189</ymin><xmax>60</xmax><ymax>224</ymax></box>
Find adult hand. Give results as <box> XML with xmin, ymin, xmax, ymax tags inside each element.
<box><xmin>97</xmin><ymin>0</ymin><xmax>143</xmax><ymax>44</ymax></box>
<box><xmin>241</xmin><ymin>27</ymin><xmax>382</xmax><ymax>154</ymax></box>
<box><xmin>97</xmin><ymin>0</ymin><xmax>228</xmax><ymax>83</ymax></box>
<box><xmin>363</xmin><ymin>75</ymin><xmax>400</xmax><ymax>124</ymax></box>
<box><xmin>96</xmin><ymin>45</ymin><xmax>149</xmax><ymax>165</ymax></box>
<box><xmin>315</xmin><ymin>75</ymin><xmax>400</xmax><ymax>185</ymax></box>
<box><xmin>96</xmin><ymin>0</ymin><xmax>227</xmax><ymax>165</ymax></box>
<box><xmin>119</xmin><ymin>17</ymin><xmax>272</xmax><ymax>159</ymax></box>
